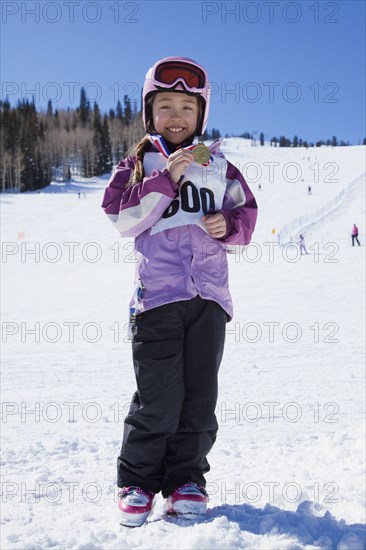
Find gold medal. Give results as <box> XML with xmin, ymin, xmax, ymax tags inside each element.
<box><xmin>191</xmin><ymin>143</ymin><xmax>211</xmax><ymax>164</ymax></box>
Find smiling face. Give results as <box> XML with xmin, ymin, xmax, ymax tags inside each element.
<box><xmin>151</xmin><ymin>92</ymin><xmax>199</xmax><ymax>144</ymax></box>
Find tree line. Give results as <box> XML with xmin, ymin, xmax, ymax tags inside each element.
<box><xmin>1</xmin><ymin>91</ymin><xmax>365</xmax><ymax>192</ymax></box>
<box><xmin>239</xmin><ymin>132</ymin><xmax>355</xmax><ymax>148</ymax></box>
<box><xmin>0</xmin><ymin>91</ymin><xmax>144</xmax><ymax>192</ymax></box>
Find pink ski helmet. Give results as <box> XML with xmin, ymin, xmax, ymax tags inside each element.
<box><xmin>142</xmin><ymin>56</ymin><xmax>210</xmax><ymax>136</ymax></box>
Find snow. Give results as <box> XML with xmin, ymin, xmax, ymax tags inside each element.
<box><xmin>1</xmin><ymin>140</ymin><xmax>365</xmax><ymax>549</ymax></box>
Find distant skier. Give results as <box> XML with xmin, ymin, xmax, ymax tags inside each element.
<box><xmin>351</xmin><ymin>224</ymin><xmax>361</xmax><ymax>246</ymax></box>
<box><xmin>258</xmin><ymin>183</ymin><xmax>262</xmax><ymax>191</ymax></box>
<box><xmin>299</xmin><ymin>234</ymin><xmax>308</xmax><ymax>255</ymax></box>
<box><xmin>307</xmin><ymin>185</ymin><xmax>312</xmax><ymax>195</ymax></box>
<box><xmin>78</xmin><ymin>191</ymin><xmax>80</xmax><ymax>199</ymax></box>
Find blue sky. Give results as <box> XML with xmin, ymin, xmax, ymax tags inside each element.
<box><xmin>1</xmin><ymin>0</ymin><xmax>365</xmax><ymax>144</ymax></box>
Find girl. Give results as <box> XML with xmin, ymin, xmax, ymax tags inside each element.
<box><xmin>101</xmin><ymin>57</ymin><xmax>258</xmax><ymax>527</ymax></box>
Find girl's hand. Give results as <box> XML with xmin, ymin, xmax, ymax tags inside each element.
<box><xmin>202</xmin><ymin>213</ymin><xmax>227</xmax><ymax>239</ymax></box>
<box><xmin>166</xmin><ymin>149</ymin><xmax>194</xmax><ymax>184</ymax></box>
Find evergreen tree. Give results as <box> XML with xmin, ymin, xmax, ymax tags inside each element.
<box><xmin>279</xmin><ymin>136</ymin><xmax>286</xmax><ymax>147</ymax></box>
<box><xmin>260</xmin><ymin>132</ymin><xmax>264</xmax><ymax>146</ymax></box>
<box><xmin>293</xmin><ymin>135</ymin><xmax>298</xmax><ymax>147</ymax></box>
<box><xmin>270</xmin><ymin>137</ymin><xmax>277</xmax><ymax>146</ymax></box>
<box><xmin>72</xmin><ymin>111</ymin><xmax>78</xmax><ymax>131</ymax></box>
<box><xmin>19</xmin><ymin>98</ymin><xmax>39</xmax><ymax>191</ymax></box>
<box><xmin>64</xmin><ymin>113</ymin><xmax>70</xmax><ymax>133</ymax></box>
<box><xmin>116</xmin><ymin>100</ymin><xmax>123</xmax><ymax>122</ymax></box>
<box><xmin>54</xmin><ymin>109</ymin><xmax>60</xmax><ymax>128</ymax></box>
<box><xmin>211</xmin><ymin>128</ymin><xmax>221</xmax><ymax>140</ymax></box>
<box><xmin>332</xmin><ymin>135</ymin><xmax>337</xmax><ymax>147</ymax></box>
<box><xmin>92</xmin><ymin>103</ymin><xmax>104</xmax><ymax>175</ymax></box>
<box><xmin>1</xmin><ymin>99</ymin><xmax>20</xmax><ymax>190</ymax></box>
<box><xmin>123</xmin><ymin>95</ymin><xmax>132</xmax><ymax>125</ymax></box>
<box><xmin>78</xmin><ymin>88</ymin><xmax>90</xmax><ymax>126</ymax></box>
<box><xmin>102</xmin><ymin>115</ymin><xmax>113</xmax><ymax>173</ymax></box>
<box><xmin>16</xmin><ymin>97</ymin><xmax>50</xmax><ymax>190</ymax></box>
<box><xmin>2</xmin><ymin>100</ymin><xmax>19</xmax><ymax>152</ymax></box>
<box><xmin>47</xmin><ymin>100</ymin><xmax>53</xmax><ymax>117</ymax></box>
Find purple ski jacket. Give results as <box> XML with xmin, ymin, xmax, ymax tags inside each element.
<box><xmin>101</xmin><ymin>140</ymin><xmax>258</xmax><ymax>321</ymax></box>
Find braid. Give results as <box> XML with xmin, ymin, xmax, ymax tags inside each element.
<box><xmin>127</xmin><ymin>136</ymin><xmax>151</xmax><ymax>187</ymax></box>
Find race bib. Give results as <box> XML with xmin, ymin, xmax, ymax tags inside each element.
<box><xmin>143</xmin><ymin>152</ymin><xmax>227</xmax><ymax>236</ymax></box>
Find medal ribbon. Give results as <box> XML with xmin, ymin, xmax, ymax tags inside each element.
<box><xmin>148</xmin><ymin>134</ymin><xmax>212</xmax><ymax>166</ymax></box>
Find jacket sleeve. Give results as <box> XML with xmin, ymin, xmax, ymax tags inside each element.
<box><xmin>218</xmin><ymin>160</ymin><xmax>258</xmax><ymax>246</ymax></box>
<box><xmin>101</xmin><ymin>156</ymin><xmax>180</xmax><ymax>237</ymax></box>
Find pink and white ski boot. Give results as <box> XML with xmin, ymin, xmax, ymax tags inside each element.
<box><xmin>166</xmin><ymin>482</ymin><xmax>208</xmax><ymax>516</ymax></box>
<box><xmin>118</xmin><ymin>486</ymin><xmax>155</xmax><ymax>527</ymax></box>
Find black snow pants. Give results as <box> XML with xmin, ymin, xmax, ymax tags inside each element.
<box><xmin>117</xmin><ymin>295</ymin><xmax>227</xmax><ymax>497</ymax></box>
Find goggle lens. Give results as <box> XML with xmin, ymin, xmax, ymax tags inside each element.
<box><xmin>155</xmin><ymin>62</ymin><xmax>206</xmax><ymax>90</ymax></box>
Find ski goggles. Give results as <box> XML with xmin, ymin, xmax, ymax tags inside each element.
<box><xmin>153</xmin><ymin>60</ymin><xmax>206</xmax><ymax>92</ymax></box>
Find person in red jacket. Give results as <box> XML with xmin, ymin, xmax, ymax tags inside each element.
<box><xmin>351</xmin><ymin>224</ymin><xmax>361</xmax><ymax>246</ymax></box>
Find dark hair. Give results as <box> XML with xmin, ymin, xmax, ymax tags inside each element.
<box><xmin>126</xmin><ymin>136</ymin><xmax>152</xmax><ymax>187</ymax></box>
<box><xmin>144</xmin><ymin>95</ymin><xmax>156</xmax><ymax>135</ymax></box>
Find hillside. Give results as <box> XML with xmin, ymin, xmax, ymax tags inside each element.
<box><xmin>1</xmin><ymin>140</ymin><xmax>365</xmax><ymax>549</ymax></box>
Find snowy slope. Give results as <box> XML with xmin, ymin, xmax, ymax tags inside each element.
<box><xmin>1</xmin><ymin>141</ymin><xmax>365</xmax><ymax>550</ymax></box>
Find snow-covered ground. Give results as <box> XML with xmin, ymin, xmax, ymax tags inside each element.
<box><xmin>1</xmin><ymin>140</ymin><xmax>365</xmax><ymax>549</ymax></box>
